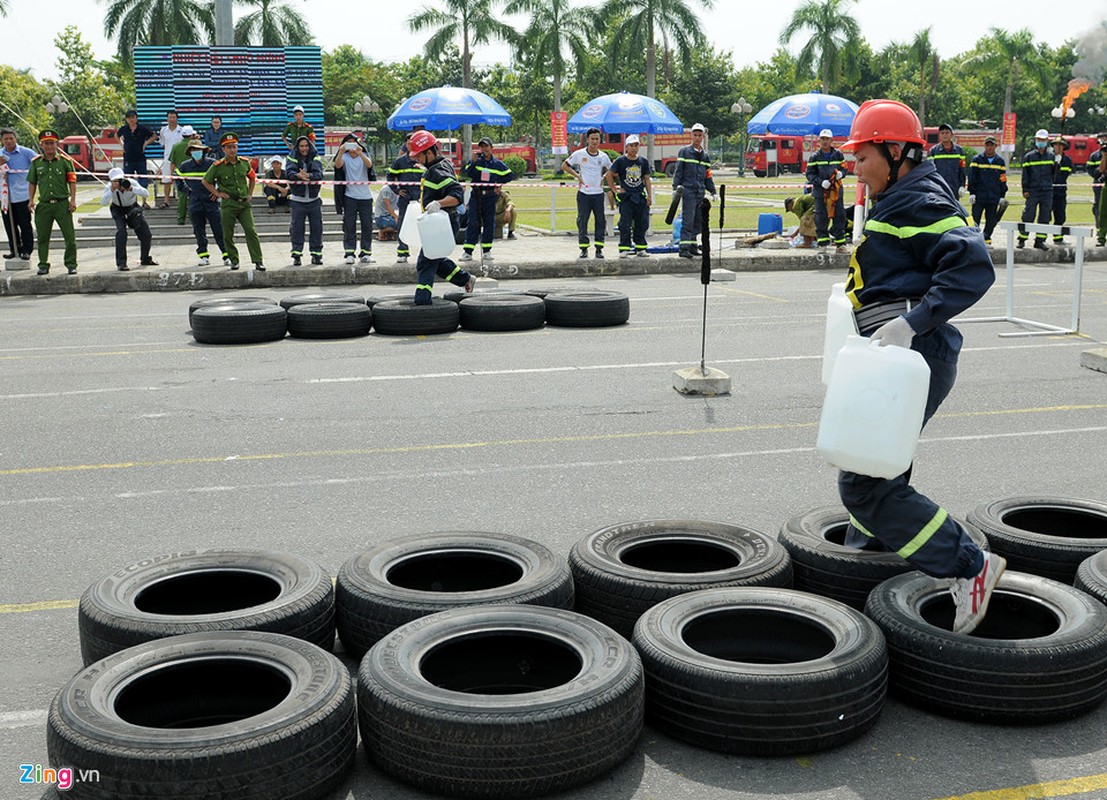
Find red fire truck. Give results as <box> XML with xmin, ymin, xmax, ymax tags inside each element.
<box><xmin>437</xmin><ymin>138</ymin><xmax>538</xmax><ymax>177</ymax></box>
<box><xmin>569</xmin><ymin>130</ymin><xmax>700</xmax><ymax>177</ymax></box>
<box><xmin>58</xmin><ymin>128</ymin><xmax>122</xmax><ymax>177</ymax></box>
<box><xmin>744</xmin><ymin>133</ymin><xmax>855</xmax><ymax>177</ymax></box>
<box><xmin>922</xmin><ymin>127</ymin><xmax>1101</xmax><ymax>167</ymax></box>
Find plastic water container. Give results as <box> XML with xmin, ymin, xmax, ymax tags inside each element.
<box><xmin>399</xmin><ymin>207</ymin><xmax>422</xmax><ymax>254</ymax></box>
<box><xmin>671</xmin><ymin>217</ymin><xmax>682</xmax><ymax>244</ymax></box>
<box><xmin>822</xmin><ymin>282</ymin><xmax>859</xmax><ymax>385</ymax></box>
<box><xmin>816</xmin><ymin>335</ymin><xmax>931</xmax><ymax>479</ymax></box>
<box><xmin>757</xmin><ymin>213</ymin><xmax>783</xmax><ymax>235</ymax></box>
<box><xmin>417</xmin><ymin>210</ymin><xmax>455</xmax><ymax>259</ymax></box>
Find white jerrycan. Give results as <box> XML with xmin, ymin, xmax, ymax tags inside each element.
<box><xmin>399</xmin><ymin>206</ymin><xmax>422</xmax><ymax>255</ymax></box>
<box><xmin>417</xmin><ymin>210</ymin><xmax>455</xmax><ymax>259</ymax></box>
<box><xmin>822</xmin><ymin>282</ymin><xmax>858</xmax><ymax>385</ymax></box>
<box><xmin>816</xmin><ymin>335</ymin><xmax>931</xmax><ymax>479</ymax></box>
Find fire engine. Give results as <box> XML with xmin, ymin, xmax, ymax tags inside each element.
<box><xmin>744</xmin><ymin>133</ymin><xmax>855</xmax><ymax>177</ymax></box>
<box><xmin>569</xmin><ymin>131</ymin><xmax>701</xmax><ymax>177</ymax></box>
<box><xmin>437</xmin><ymin>138</ymin><xmax>538</xmax><ymax>177</ymax></box>
<box><xmin>58</xmin><ymin>128</ymin><xmax>122</xmax><ymax>177</ymax></box>
<box><xmin>922</xmin><ymin>127</ymin><xmax>1101</xmax><ymax>168</ymax></box>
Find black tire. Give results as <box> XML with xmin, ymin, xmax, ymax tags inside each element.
<box><xmin>767</xmin><ymin>164</ymin><xmax>778</xmax><ymax>178</ymax></box>
<box><xmin>968</xmin><ymin>495</ymin><xmax>1107</xmax><ymax>584</ymax></box>
<box><xmin>371</xmin><ymin>298</ymin><xmax>459</xmax><ymax>336</ymax></box>
<box><xmin>48</xmin><ymin>631</ymin><xmax>356</xmax><ymax>800</ymax></box>
<box><xmin>188</xmin><ymin>295</ymin><xmax>276</xmax><ymax>324</ymax></box>
<box><xmin>443</xmin><ymin>287</ymin><xmax>526</xmax><ymax>304</ymax></box>
<box><xmin>364</xmin><ymin>292</ymin><xmax>413</xmax><ymax>308</ymax></box>
<box><xmin>279</xmin><ymin>291</ymin><xmax>365</xmax><ymax>310</ymax></box>
<box><xmin>633</xmin><ymin>587</ymin><xmax>887</xmax><ymax>755</ymax></box>
<box><xmin>569</xmin><ymin>519</ymin><xmax>793</xmax><ymax>637</ymax></box>
<box><xmin>864</xmin><ymin>570</ymin><xmax>1107</xmax><ymax>723</ymax></box>
<box><xmin>357</xmin><ymin>605</ymin><xmax>643</xmax><ymax>798</ymax></box>
<box><xmin>190</xmin><ymin>303</ymin><xmax>287</xmax><ymax>345</ymax></box>
<box><xmin>524</xmin><ymin>284</ymin><xmax>600</xmax><ymax>299</ymax></box>
<box><xmin>545</xmin><ymin>291</ymin><xmax>630</xmax><ymax>327</ymax></box>
<box><xmin>459</xmin><ymin>294</ymin><xmax>546</xmax><ymax>332</ymax></box>
<box><xmin>1075</xmin><ymin>550</ymin><xmax>1107</xmax><ymax>606</ymax></box>
<box><xmin>778</xmin><ymin>506</ymin><xmax>989</xmax><ymax>610</ymax></box>
<box><xmin>753</xmin><ymin>169</ymin><xmax>766</xmax><ymax>178</ymax></box>
<box><xmin>286</xmin><ymin>302</ymin><xmax>372</xmax><ymax>339</ymax></box>
<box><xmin>336</xmin><ymin>532</ymin><xmax>575</xmax><ymax>655</ymax></box>
<box><xmin>78</xmin><ymin>549</ymin><xmax>335</xmax><ymax>666</ymax></box>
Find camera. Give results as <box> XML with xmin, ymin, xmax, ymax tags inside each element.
<box><xmin>119</xmin><ymin>178</ymin><xmax>131</xmax><ymax>191</ymax></box>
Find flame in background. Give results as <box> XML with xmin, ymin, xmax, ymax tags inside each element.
<box><xmin>1062</xmin><ymin>78</ymin><xmax>1092</xmax><ymax>118</ymax></box>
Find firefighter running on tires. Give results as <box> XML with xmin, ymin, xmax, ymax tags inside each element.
<box><xmin>838</xmin><ymin>99</ymin><xmax>1004</xmax><ymax>635</ymax></box>
<box><xmin>807</xmin><ymin>129</ymin><xmax>849</xmax><ymax>253</ymax></box>
<box><xmin>673</xmin><ymin>123</ymin><xmax>715</xmax><ymax>259</ymax></box>
<box><xmin>405</xmin><ymin>131</ymin><xmax>476</xmax><ymax>305</ymax></box>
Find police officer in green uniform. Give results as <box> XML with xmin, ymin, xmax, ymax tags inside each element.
<box><xmin>201</xmin><ymin>132</ymin><xmax>265</xmax><ymax>271</ymax></box>
<box><xmin>27</xmin><ymin>129</ymin><xmax>78</xmax><ymax>275</ymax></box>
<box><xmin>281</xmin><ymin>105</ymin><xmax>316</xmax><ymax>154</ymax></box>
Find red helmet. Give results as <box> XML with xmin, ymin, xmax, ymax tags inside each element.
<box><xmin>841</xmin><ymin>99</ymin><xmax>926</xmax><ymax>153</ymax></box>
<box><xmin>407</xmin><ymin>130</ymin><xmax>439</xmax><ymax>156</ymax></box>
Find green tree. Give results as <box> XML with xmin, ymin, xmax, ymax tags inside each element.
<box><xmin>48</xmin><ymin>26</ymin><xmax>126</xmax><ymax>137</ymax></box>
<box><xmin>779</xmin><ymin>0</ymin><xmax>862</xmax><ymax>94</ymax></box>
<box><xmin>968</xmin><ymin>28</ymin><xmax>1049</xmax><ymax>125</ymax></box>
<box><xmin>504</xmin><ymin>0</ymin><xmax>592</xmax><ymax>114</ymax></box>
<box><xmin>908</xmin><ymin>27</ymin><xmax>939</xmax><ymax>127</ymax></box>
<box><xmin>662</xmin><ymin>45</ymin><xmax>740</xmax><ymax>139</ymax></box>
<box><xmin>0</xmin><ymin>0</ymin><xmax>8</xmax><ymax>16</ymax></box>
<box><xmin>0</xmin><ymin>65</ymin><xmax>51</xmax><ymax>141</ymax></box>
<box><xmin>100</xmin><ymin>0</ymin><xmax>214</xmax><ymax>67</ymax></box>
<box><xmin>234</xmin><ymin>0</ymin><xmax>314</xmax><ymax>46</ymax></box>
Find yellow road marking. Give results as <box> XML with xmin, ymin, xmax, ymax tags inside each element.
<box><xmin>934</xmin><ymin>772</ymin><xmax>1107</xmax><ymax>800</ymax></box>
<box><xmin>0</xmin><ymin>599</ymin><xmax>78</xmax><ymax>614</ymax></box>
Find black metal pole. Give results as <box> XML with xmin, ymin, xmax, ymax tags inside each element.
<box><xmin>699</xmin><ymin>195</ymin><xmax>712</xmax><ymax>372</ymax></box>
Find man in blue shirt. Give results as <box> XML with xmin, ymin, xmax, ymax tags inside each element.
<box><xmin>116</xmin><ymin>110</ymin><xmax>157</xmax><ymax>208</ymax></box>
<box><xmin>0</xmin><ymin>127</ymin><xmax>36</xmax><ymax>260</ymax></box>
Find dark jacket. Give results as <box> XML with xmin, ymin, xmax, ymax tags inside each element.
<box><xmin>388</xmin><ymin>152</ymin><xmax>422</xmax><ymax>201</ymax></box>
<box><xmin>464</xmin><ymin>154</ymin><xmax>513</xmax><ymax>202</ymax></box>
<box><xmin>805</xmin><ymin>148</ymin><xmax>847</xmax><ymax>198</ymax></box>
<box><xmin>927</xmin><ymin>143</ymin><xmax>967</xmax><ymax>195</ymax></box>
<box><xmin>419</xmin><ymin>155</ymin><xmax>464</xmax><ymax>211</ymax></box>
<box><xmin>285</xmin><ymin>137</ymin><xmax>323</xmax><ymax>201</ymax></box>
<box><xmin>1021</xmin><ymin>147</ymin><xmax>1054</xmax><ymax>195</ymax></box>
<box><xmin>672</xmin><ymin>145</ymin><xmax>715</xmax><ymax>194</ymax></box>
<box><xmin>178</xmin><ymin>154</ymin><xmax>219</xmax><ymax>210</ymax></box>
<box><xmin>845</xmin><ymin>159</ymin><xmax>995</xmax><ymax>336</ymax></box>
<box><xmin>967</xmin><ymin>153</ymin><xmax>1008</xmax><ymax>204</ymax></box>
<box><xmin>1052</xmin><ymin>153</ymin><xmax>1073</xmax><ymax>195</ymax></box>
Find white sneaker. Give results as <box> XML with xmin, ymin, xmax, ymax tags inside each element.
<box><xmin>951</xmin><ymin>552</ymin><xmax>1007</xmax><ymax>634</ymax></box>
<box><xmin>198</xmin><ymin>256</ymin><xmax>210</xmax><ymax>266</ymax></box>
<box><xmin>223</xmin><ymin>258</ymin><xmax>232</xmax><ymax>267</ymax></box>
<box><xmin>396</xmin><ymin>255</ymin><xmax>408</xmax><ymax>264</ymax></box>
<box><xmin>483</xmin><ymin>252</ymin><xmax>494</xmax><ymax>261</ymax></box>
<box><xmin>465</xmin><ymin>273</ymin><xmax>477</xmax><ymax>293</ymax></box>
<box><xmin>619</xmin><ymin>251</ymin><xmax>631</xmax><ymax>259</ymax></box>
<box><xmin>359</xmin><ymin>254</ymin><xmax>374</xmax><ymax>264</ymax></box>
<box><xmin>636</xmin><ymin>250</ymin><xmax>650</xmax><ymax>258</ymax></box>
<box><xmin>345</xmin><ymin>255</ymin><xmax>355</xmax><ymax>265</ymax></box>
<box><xmin>460</xmin><ymin>252</ymin><xmax>473</xmax><ymax>262</ymax></box>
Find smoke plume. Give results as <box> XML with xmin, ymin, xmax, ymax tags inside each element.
<box><xmin>1074</xmin><ymin>20</ymin><xmax>1107</xmax><ymax>81</ymax></box>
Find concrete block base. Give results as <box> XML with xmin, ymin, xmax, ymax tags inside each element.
<box><xmin>4</xmin><ymin>261</ymin><xmax>31</xmax><ymax>271</ymax></box>
<box><xmin>672</xmin><ymin>366</ymin><xmax>732</xmax><ymax>396</ymax></box>
<box><xmin>1081</xmin><ymin>347</ymin><xmax>1107</xmax><ymax>374</ymax></box>
<box><xmin>710</xmin><ymin>268</ymin><xmax>736</xmax><ymax>282</ymax></box>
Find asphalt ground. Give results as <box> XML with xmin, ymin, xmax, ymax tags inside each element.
<box><xmin>1</xmin><ymin>266</ymin><xmax>1106</xmax><ymax>800</ymax></box>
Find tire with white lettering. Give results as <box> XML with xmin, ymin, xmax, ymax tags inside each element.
<box><xmin>190</xmin><ymin>303</ymin><xmax>287</xmax><ymax>344</ymax></box>
<box><xmin>569</xmin><ymin>520</ymin><xmax>793</xmax><ymax>637</ymax></box>
<box><xmin>633</xmin><ymin>587</ymin><xmax>887</xmax><ymax>754</ymax></box>
<box><xmin>47</xmin><ymin>631</ymin><xmax>356</xmax><ymax>800</ymax></box>
<box><xmin>864</xmin><ymin>570</ymin><xmax>1107</xmax><ymax>722</ymax></box>
<box><xmin>1075</xmin><ymin>550</ymin><xmax>1107</xmax><ymax>607</ymax></box>
<box><xmin>778</xmin><ymin>506</ymin><xmax>989</xmax><ymax>609</ymax></box>
<box><xmin>78</xmin><ymin>550</ymin><xmax>334</xmax><ymax>666</ymax></box>
<box><xmin>286</xmin><ymin>302</ymin><xmax>372</xmax><ymax>339</ymax></box>
<box><xmin>357</xmin><ymin>605</ymin><xmax>643</xmax><ymax>798</ymax></box>
<box><xmin>279</xmin><ymin>291</ymin><xmax>365</xmax><ymax>309</ymax></box>
<box><xmin>459</xmin><ymin>294</ymin><xmax>546</xmax><ymax>332</ymax></box>
<box><xmin>371</xmin><ymin>298</ymin><xmax>459</xmax><ymax>336</ymax></box>
<box><xmin>968</xmin><ymin>496</ymin><xmax>1107</xmax><ymax>583</ymax></box>
<box><xmin>336</xmin><ymin>532</ymin><xmax>575</xmax><ymax>655</ymax></box>
<box><xmin>188</xmin><ymin>295</ymin><xmax>276</xmax><ymax>324</ymax></box>
<box><xmin>544</xmin><ymin>291</ymin><xmax>630</xmax><ymax>327</ymax></box>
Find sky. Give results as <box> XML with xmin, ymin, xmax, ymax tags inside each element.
<box><xmin>4</xmin><ymin>0</ymin><xmax>1107</xmax><ymax>81</ymax></box>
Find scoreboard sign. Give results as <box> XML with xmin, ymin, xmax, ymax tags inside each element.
<box><xmin>134</xmin><ymin>46</ymin><xmax>323</xmax><ymax>159</ymax></box>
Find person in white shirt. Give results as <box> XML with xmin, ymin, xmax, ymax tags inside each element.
<box><xmin>158</xmin><ymin>110</ymin><xmax>184</xmax><ymax>207</ymax></box>
<box><xmin>101</xmin><ymin>167</ymin><xmax>155</xmax><ymax>270</ymax></box>
<box><xmin>561</xmin><ymin>127</ymin><xmax>612</xmax><ymax>259</ymax></box>
<box><xmin>334</xmin><ymin>133</ymin><xmax>375</xmax><ymax>264</ymax></box>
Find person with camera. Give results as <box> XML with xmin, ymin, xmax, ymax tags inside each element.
<box><xmin>101</xmin><ymin>167</ymin><xmax>156</xmax><ymax>271</ymax></box>
<box><xmin>333</xmin><ymin>133</ymin><xmax>375</xmax><ymax>264</ymax></box>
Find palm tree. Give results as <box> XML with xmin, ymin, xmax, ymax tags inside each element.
<box><xmin>908</xmin><ymin>27</ymin><xmax>939</xmax><ymax>127</ymax></box>
<box><xmin>408</xmin><ymin>0</ymin><xmax>515</xmax><ymax>153</ymax></box>
<box><xmin>234</xmin><ymin>0</ymin><xmax>314</xmax><ymax>46</ymax></box>
<box><xmin>505</xmin><ymin>0</ymin><xmax>592</xmax><ymax>115</ymax></box>
<box><xmin>779</xmin><ymin>0</ymin><xmax>862</xmax><ymax>94</ymax></box>
<box><xmin>599</xmin><ymin>0</ymin><xmax>714</xmax><ymax>165</ymax></box>
<box><xmin>100</xmin><ymin>0</ymin><xmax>214</xmax><ymax>66</ymax></box>
<box><xmin>970</xmin><ymin>28</ymin><xmax>1049</xmax><ymax>123</ymax></box>
<box><xmin>0</xmin><ymin>0</ymin><xmax>8</xmax><ymax>16</ymax></box>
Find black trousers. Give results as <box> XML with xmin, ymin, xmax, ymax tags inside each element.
<box><xmin>576</xmin><ymin>192</ymin><xmax>606</xmax><ymax>249</ymax></box>
<box><xmin>971</xmin><ymin>199</ymin><xmax>1001</xmax><ymax>241</ymax></box>
<box><xmin>464</xmin><ymin>192</ymin><xmax>497</xmax><ymax>252</ymax></box>
<box><xmin>1019</xmin><ymin>192</ymin><xmax>1051</xmax><ymax>242</ymax></box>
<box><xmin>814</xmin><ymin>191</ymin><xmax>846</xmax><ymax>245</ymax></box>
<box><xmin>1051</xmin><ymin>191</ymin><xmax>1067</xmax><ymax>241</ymax></box>
<box><xmin>110</xmin><ymin>205</ymin><xmax>151</xmax><ymax>266</ymax></box>
<box><xmin>618</xmin><ymin>199</ymin><xmax>649</xmax><ymax>252</ymax></box>
<box><xmin>2</xmin><ymin>199</ymin><xmax>33</xmax><ymax>256</ymax></box>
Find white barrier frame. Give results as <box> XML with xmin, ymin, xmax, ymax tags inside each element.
<box><xmin>958</xmin><ymin>220</ymin><xmax>1093</xmax><ymax>337</ymax></box>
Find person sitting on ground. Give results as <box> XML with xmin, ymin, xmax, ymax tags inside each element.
<box><xmin>374</xmin><ymin>182</ymin><xmax>400</xmax><ymax>239</ymax></box>
<box><xmin>495</xmin><ymin>188</ymin><xmax>517</xmax><ymax>239</ymax></box>
<box><xmin>263</xmin><ymin>156</ymin><xmax>291</xmax><ymax>213</ymax></box>
<box><xmin>784</xmin><ymin>194</ymin><xmax>817</xmax><ymax>247</ymax></box>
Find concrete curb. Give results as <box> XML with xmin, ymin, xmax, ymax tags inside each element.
<box><xmin>1081</xmin><ymin>347</ymin><xmax>1107</xmax><ymax>374</ymax></box>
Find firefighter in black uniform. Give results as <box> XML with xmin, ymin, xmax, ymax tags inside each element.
<box><xmin>1088</xmin><ymin>132</ymin><xmax>1107</xmax><ymax>222</ymax></box>
<box><xmin>1019</xmin><ymin>129</ymin><xmax>1053</xmax><ymax>250</ymax></box>
<box><xmin>966</xmin><ymin>135</ymin><xmax>1007</xmax><ymax>244</ymax></box>
<box><xmin>805</xmin><ymin>129</ymin><xmax>849</xmax><ymax>251</ymax></box>
<box><xmin>461</xmin><ymin>136</ymin><xmax>514</xmax><ymax>262</ymax></box>
<box><xmin>404</xmin><ymin>131</ymin><xmax>477</xmax><ymax>305</ymax></box>
<box><xmin>927</xmin><ymin>123</ymin><xmax>967</xmax><ymax>200</ymax></box>
<box><xmin>673</xmin><ymin>122</ymin><xmax>715</xmax><ymax>258</ymax></box>
<box><xmin>1049</xmin><ymin>136</ymin><xmax>1073</xmax><ymax>244</ymax></box>
<box><xmin>388</xmin><ymin>134</ymin><xmax>424</xmax><ymax>264</ymax></box>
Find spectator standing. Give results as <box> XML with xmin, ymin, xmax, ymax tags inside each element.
<box><xmin>201</xmin><ymin>132</ymin><xmax>265</xmax><ymax>271</ymax></box>
<box><xmin>203</xmin><ymin>116</ymin><xmax>225</xmax><ymax>160</ymax></box>
<box><xmin>561</xmin><ymin>127</ymin><xmax>612</xmax><ymax>259</ymax></box>
<box><xmin>784</xmin><ymin>194</ymin><xmax>817</xmax><ymax>247</ymax></box>
<box><xmin>927</xmin><ymin>123</ymin><xmax>967</xmax><ymax>200</ymax></box>
<box><xmin>673</xmin><ymin>123</ymin><xmax>716</xmax><ymax>258</ymax></box>
<box><xmin>158</xmin><ymin>110</ymin><xmax>184</xmax><ymax>208</ymax></box>
<box><xmin>966</xmin><ymin>135</ymin><xmax>1007</xmax><ymax>245</ymax></box>
<box><xmin>606</xmin><ymin>134</ymin><xmax>652</xmax><ymax>258</ymax></box>
<box><xmin>495</xmin><ymin>188</ymin><xmax>516</xmax><ymax>239</ymax></box>
<box><xmin>1019</xmin><ymin>129</ymin><xmax>1053</xmax><ymax>250</ymax></box>
<box><xmin>0</xmin><ymin>127</ymin><xmax>37</xmax><ymax>260</ymax></box>
<box><xmin>374</xmin><ymin>182</ymin><xmax>400</xmax><ymax>237</ymax></box>
<box><xmin>169</xmin><ymin>126</ymin><xmax>201</xmax><ymax>225</ymax></box>
<box><xmin>461</xmin><ymin>136</ymin><xmax>514</xmax><ymax>262</ymax></box>
<box><xmin>282</xmin><ymin>105</ymin><xmax>316</xmax><ymax>153</ymax></box>
<box><xmin>806</xmin><ymin>129</ymin><xmax>848</xmax><ymax>252</ymax></box>
<box><xmin>26</xmin><ymin>129</ymin><xmax>78</xmax><ymax>275</ymax></box>
<box><xmin>177</xmin><ymin>142</ymin><xmax>228</xmax><ymax>267</ymax></box>
<box><xmin>334</xmin><ymin>133</ymin><xmax>375</xmax><ymax>264</ymax></box>
<box><xmin>286</xmin><ymin>135</ymin><xmax>325</xmax><ymax>266</ymax></box>
<box><xmin>388</xmin><ymin>135</ymin><xmax>423</xmax><ymax>263</ymax></box>
<box><xmin>263</xmin><ymin>156</ymin><xmax>291</xmax><ymax>213</ymax></box>
<box><xmin>101</xmin><ymin>167</ymin><xmax>156</xmax><ymax>271</ymax></box>
<box><xmin>1050</xmin><ymin>137</ymin><xmax>1073</xmax><ymax>244</ymax></box>
<box><xmin>116</xmin><ymin>109</ymin><xmax>157</xmax><ymax>208</ymax></box>
<box><xmin>405</xmin><ymin>131</ymin><xmax>476</xmax><ymax>304</ymax></box>
<box><xmin>1087</xmin><ymin>132</ymin><xmax>1107</xmax><ymax>222</ymax></box>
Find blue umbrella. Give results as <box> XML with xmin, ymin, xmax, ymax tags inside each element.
<box><xmin>387</xmin><ymin>86</ymin><xmax>512</xmax><ymax>130</ymax></box>
<box><xmin>747</xmin><ymin>92</ymin><xmax>859</xmax><ymax>137</ymax></box>
<box><xmin>566</xmin><ymin>91</ymin><xmax>684</xmax><ymax>134</ymax></box>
